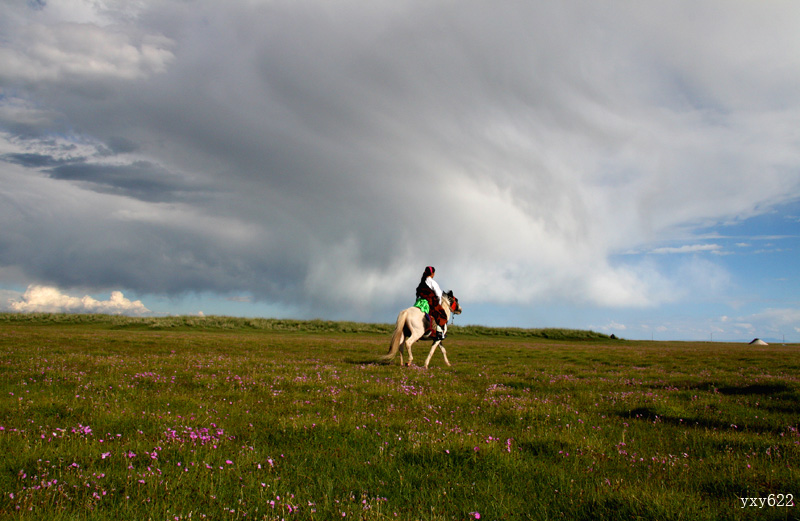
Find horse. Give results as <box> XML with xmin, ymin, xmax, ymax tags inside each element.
<box><xmin>381</xmin><ymin>291</ymin><xmax>462</xmax><ymax>368</ymax></box>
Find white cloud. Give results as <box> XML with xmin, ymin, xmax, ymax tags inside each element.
<box><xmin>0</xmin><ymin>22</ymin><xmax>174</xmax><ymax>83</ymax></box>
<box><xmin>598</xmin><ymin>321</ymin><xmax>627</xmax><ymax>332</ymax></box>
<box><xmin>650</xmin><ymin>244</ymin><xmax>722</xmax><ymax>255</ymax></box>
<box><xmin>18</xmin><ymin>0</ymin><xmax>123</xmax><ymax>26</ymax></box>
<box><xmin>742</xmin><ymin>308</ymin><xmax>800</xmax><ymax>330</ymax></box>
<box><xmin>8</xmin><ymin>285</ymin><xmax>150</xmax><ymax>315</ymax></box>
<box><xmin>0</xmin><ymin>289</ymin><xmax>22</xmax><ymax>309</ymax></box>
<box><xmin>689</xmin><ymin>308</ymin><xmax>800</xmax><ymax>341</ymax></box>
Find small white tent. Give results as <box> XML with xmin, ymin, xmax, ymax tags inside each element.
<box><xmin>749</xmin><ymin>338</ymin><xmax>768</xmax><ymax>345</ymax></box>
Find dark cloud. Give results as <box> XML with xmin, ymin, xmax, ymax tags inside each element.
<box><xmin>101</xmin><ymin>136</ymin><xmax>139</xmax><ymax>155</ymax></box>
<box><xmin>46</xmin><ymin>161</ymin><xmax>202</xmax><ymax>202</ymax></box>
<box><xmin>2</xmin><ymin>149</ymin><xmax>199</xmax><ymax>202</ymax></box>
<box><xmin>1</xmin><ymin>152</ymin><xmax>71</xmax><ymax>168</ymax></box>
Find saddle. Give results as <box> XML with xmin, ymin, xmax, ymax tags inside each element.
<box><xmin>423</xmin><ymin>314</ymin><xmax>438</xmax><ymax>338</ymax></box>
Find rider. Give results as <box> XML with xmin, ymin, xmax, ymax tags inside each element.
<box><xmin>414</xmin><ymin>266</ymin><xmax>447</xmax><ymax>340</ymax></box>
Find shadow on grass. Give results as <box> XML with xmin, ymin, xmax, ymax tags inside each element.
<box><xmin>571</xmin><ymin>496</ymin><xmax>679</xmax><ymax>521</ymax></box>
<box><xmin>697</xmin><ymin>475</ymin><xmax>785</xmax><ymax>498</ymax></box>
<box><xmin>648</xmin><ymin>381</ymin><xmax>800</xmax><ymax>415</ymax></box>
<box><xmin>517</xmin><ymin>439</ymin><xmax>575</xmax><ymax>457</ymax></box>
<box><xmin>342</xmin><ymin>356</ymin><xmax>392</xmax><ymax>365</ymax></box>
<box><xmin>716</xmin><ymin>383</ymin><xmax>794</xmax><ymax>396</ymax></box>
<box><xmin>617</xmin><ymin>407</ymin><xmax>775</xmax><ymax>433</ymax></box>
<box><xmin>703</xmin><ymin>382</ymin><xmax>800</xmax><ymax>414</ymax></box>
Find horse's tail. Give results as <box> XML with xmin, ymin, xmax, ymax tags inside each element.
<box><xmin>381</xmin><ymin>309</ymin><xmax>407</xmax><ymax>362</ymax></box>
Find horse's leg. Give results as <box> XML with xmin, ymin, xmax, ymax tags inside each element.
<box><xmin>395</xmin><ymin>336</ymin><xmax>404</xmax><ymax>366</ymax></box>
<box><xmin>398</xmin><ymin>308</ymin><xmax>427</xmax><ymax>367</ymax></box>
<box><xmin>405</xmin><ymin>330</ymin><xmax>426</xmax><ymax>367</ymax></box>
<box><xmin>440</xmin><ymin>344</ymin><xmax>452</xmax><ymax>367</ymax></box>
<box><xmin>426</xmin><ymin>323</ymin><xmax>452</xmax><ymax>368</ymax></box>
<box><xmin>424</xmin><ymin>340</ymin><xmax>441</xmax><ymax>368</ymax></box>
<box><xmin>394</xmin><ymin>332</ymin><xmax>405</xmax><ymax>366</ymax></box>
<box><xmin>438</xmin><ymin>324</ymin><xmax>451</xmax><ymax>366</ymax></box>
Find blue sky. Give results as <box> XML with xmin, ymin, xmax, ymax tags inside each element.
<box><xmin>467</xmin><ymin>202</ymin><xmax>800</xmax><ymax>340</ymax></box>
<box><xmin>1</xmin><ymin>1</ymin><xmax>799</xmax><ymax>342</ymax></box>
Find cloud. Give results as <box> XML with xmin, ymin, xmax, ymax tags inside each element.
<box><xmin>638</xmin><ymin>308</ymin><xmax>800</xmax><ymax>341</ymax></box>
<box><xmin>597</xmin><ymin>321</ymin><xmax>627</xmax><ymax>332</ymax></box>
<box><xmin>226</xmin><ymin>296</ymin><xmax>253</xmax><ymax>303</ymax></box>
<box><xmin>0</xmin><ymin>22</ymin><xmax>174</xmax><ymax>83</ymax></box>
<box><xmin>46</xmin><ymin>160</ymin><xmax>205</xmax><ymax>202</ymax></box>
<box><xmin>650</xmin><ymin>244</ymin><xmax>722</xmax><ymax>255</ymax></box>
<box><xmin>1</xmin><ymin>1</ymin><xmax>800</xmax><ymax>321</ymax></box>
<box><xmin>0</xmin><ymin>288</ymin><xmax>22</xmax><ymax>309</ymax></box>
<box><xmin>740</xmin><ymin>308</ymin><xmax>800</xmax><ymax>334</ymax></box>
<box><xmin>8</xmin><ymin>285</ymin><xmax>150</xmax><ymax>315</ymax></box>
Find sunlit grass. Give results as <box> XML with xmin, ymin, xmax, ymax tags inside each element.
<box><xmin>0</xmin><ymin>314</ymin><xmax>798</xmax><ymax>519</ymax></box>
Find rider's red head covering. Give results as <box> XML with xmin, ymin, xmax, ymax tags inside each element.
<box><xmin>424</xmin><ymin>266</ymin><xmax>435</xmax><ymax>278</ymax></box>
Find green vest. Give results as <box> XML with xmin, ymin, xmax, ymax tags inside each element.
<box><xmin>413</xmin><ymin>297</ymin><xmax>430</xmax><ymax>314</ymax></box>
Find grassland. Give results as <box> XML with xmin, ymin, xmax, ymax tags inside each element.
<box><xmin>0</xmin><ymin>313</ymin><xmax>798</xmax><ymax>520</ymax></box>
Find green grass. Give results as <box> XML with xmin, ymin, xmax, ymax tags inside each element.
<box><xmin>0</xmin><ymin>314</ymin><xmax>798</xmax><ymax>520</ymax></box>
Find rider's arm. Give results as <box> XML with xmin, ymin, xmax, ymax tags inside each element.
<box><xmin>427</xmin><ymin>278</ymin><xmax>443</xmax><ymax>299</ymax></box>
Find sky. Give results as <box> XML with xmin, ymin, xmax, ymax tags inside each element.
<box><xmin>1</xmin><ymin>0</ymin><xmax>799</xmax><ymax>342</ymax></box>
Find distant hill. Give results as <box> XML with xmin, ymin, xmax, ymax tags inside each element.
<box><xmin>0</xmin><ymin>312</ymin><xmax>610</xmax><ymax>341</ymax></box>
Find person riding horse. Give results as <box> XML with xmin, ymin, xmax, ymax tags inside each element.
<box><xmin>414</xmin><ymin>266</ymin><xmax>448</xmax><ymax>340</ymax></box>
<box><xmin>383</xmin><ymin>270</ymin><xmax>462</xmax><ymax>367</ymax></box>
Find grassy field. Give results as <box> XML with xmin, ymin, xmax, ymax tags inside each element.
<box><xmin>0</xmin><ymin>314</ymin><xmax>798</xmax><ymax>520</ymax></box>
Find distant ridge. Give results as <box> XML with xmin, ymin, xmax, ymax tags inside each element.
<box><xmin>0</xmin><ymin>313</ymin><xmax>610</xmax><ymax>341</ymax></box>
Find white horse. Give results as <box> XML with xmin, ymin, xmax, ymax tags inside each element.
<box><xmin>381</xmin><ymin>291</ymin><xmax>462</xmax><ymax>368</ymax></box>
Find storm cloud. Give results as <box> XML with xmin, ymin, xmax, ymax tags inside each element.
<box><xmin>1</xmin><ymin>1</ymin><xmax>799</xmax><ymax>323</ymax></box>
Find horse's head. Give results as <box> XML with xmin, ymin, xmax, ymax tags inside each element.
<box><xmin>445</xmin><ymin>290</ymin><xmax>462</xmax><ymax>315</ymax></box>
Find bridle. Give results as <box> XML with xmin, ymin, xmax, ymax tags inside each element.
<box><xmin>447</xmin><ymin>294</ymin><xmax>460</xmax><ymax>324</ymax></box>
<box><xmin>449</xmin><ymin>296</ymin><xmax>459</xmax><ymax>312</ymax></box>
